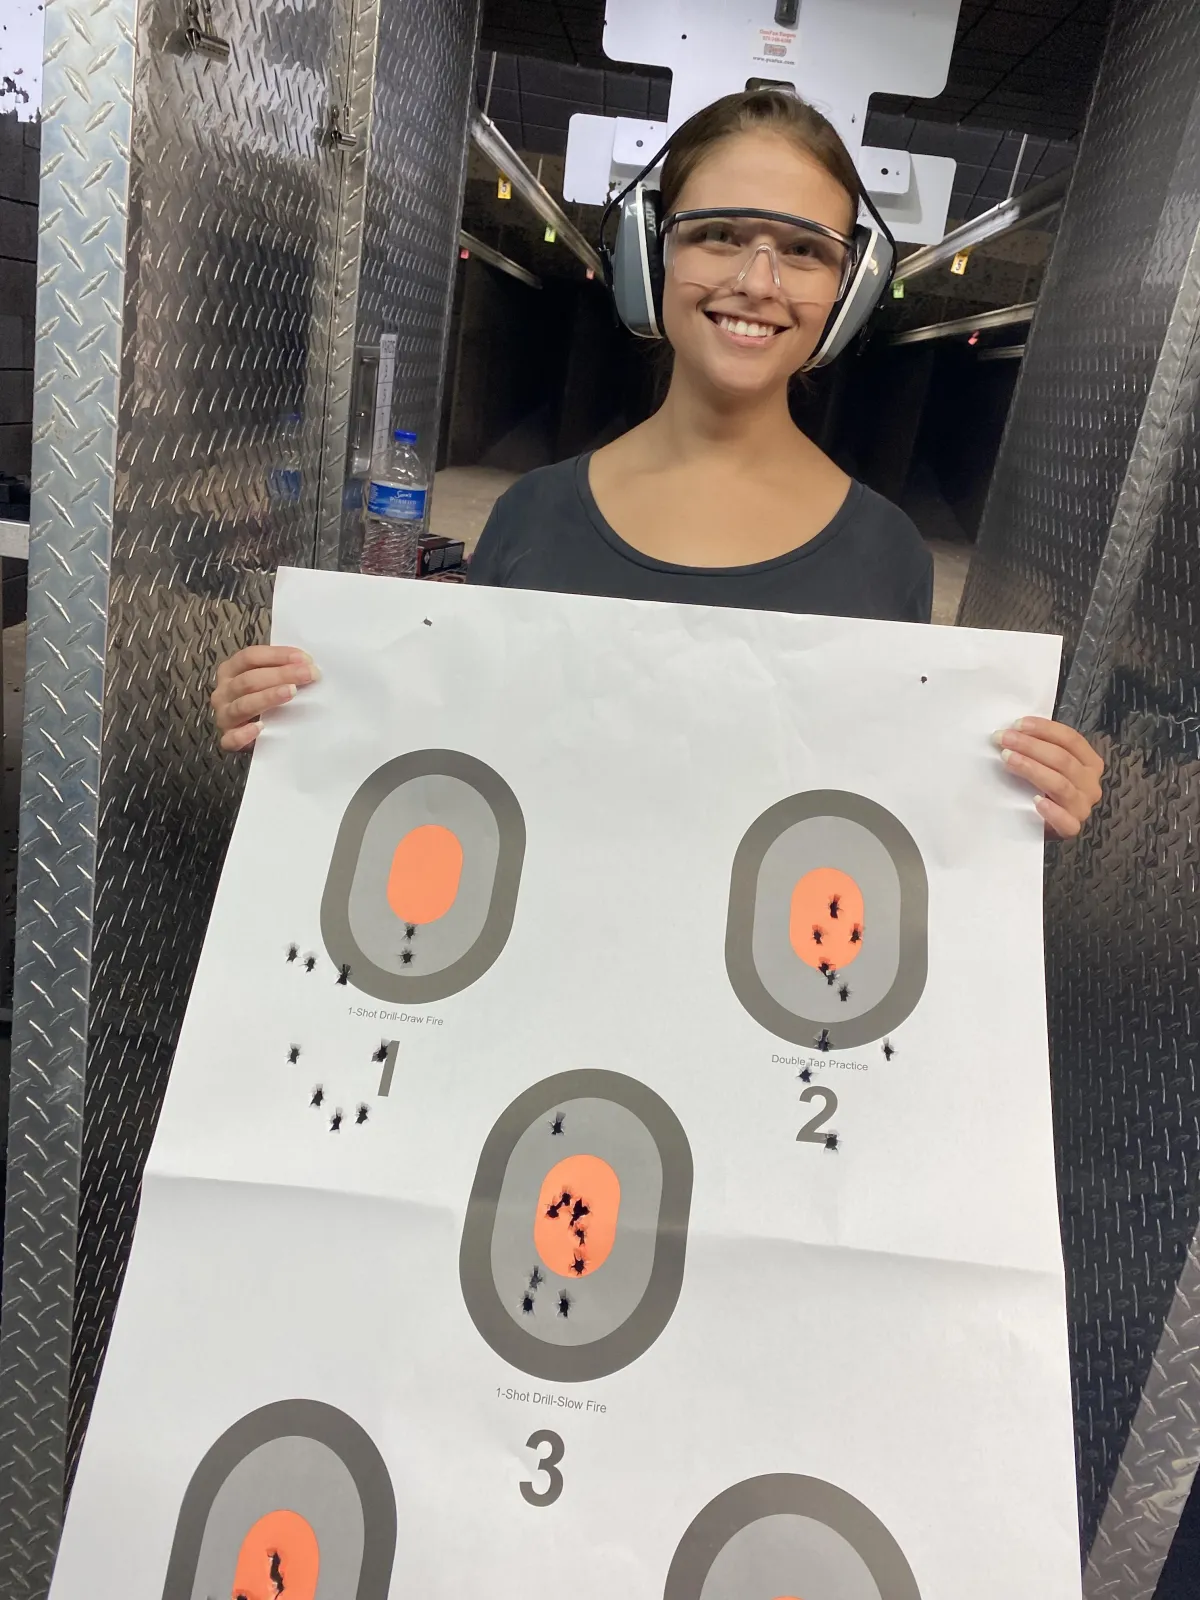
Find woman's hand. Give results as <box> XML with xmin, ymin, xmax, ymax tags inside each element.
<box><xmin>210</xmin><ymin>645</ymin><xmax>319</xmax><ymax>752</ymax></box>
<box><xmin>993</xmin><ymin>717</ymin><xmax>1104</xmax><ymax>840</ymax></box>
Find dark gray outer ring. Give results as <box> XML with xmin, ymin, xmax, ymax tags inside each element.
<box><xmin>663</xmin><ymin>1474</ymin><xmax>922</xmax><ymax>1600</ymax></box>
<box><xmin>320</xmin><ymin>749</ymin><xmax>526</xmax><ymax>1004</ymax></box>
<box><xmin>725</xmin><ymin>790</ymin><xmax>928</xmax><ymax>1049</ymax></box>
<box><xmin>459</xmin><ymin>1069</ymin><xmax>693</xmax><ymax>1382</ymax></box>
<box><xmin>160</xmin><ymin>1399</ymin><xmax>397</xmax><ymax>1600</ymax></box>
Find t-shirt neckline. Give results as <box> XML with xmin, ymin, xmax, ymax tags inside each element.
<box><xmin>574</xmin><ymin>450</ymin><xmax>861</xmax><ymax>577</ymax></box>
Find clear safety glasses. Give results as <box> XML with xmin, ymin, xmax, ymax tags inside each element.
<box><xmin>662</xmin><ymin>208</ymin><xmax>856</xmax><ymax>310</ymax></box>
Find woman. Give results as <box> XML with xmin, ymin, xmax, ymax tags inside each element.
<box><xmin>211</xmin><ymin>89</ymin><xmax>1103</xmax><ymax>837</ymax></box>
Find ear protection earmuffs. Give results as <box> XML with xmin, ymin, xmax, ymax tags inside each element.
<box><xmin>599</xmin><ymin>137</ymin><xmax>896</xmax><ymax>368</ymax></box>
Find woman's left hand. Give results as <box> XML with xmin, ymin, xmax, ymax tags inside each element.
<box><xmin>993</xmin><ymin>717</ymin><xmax>1104</xmax><ymax>840</ymax></box>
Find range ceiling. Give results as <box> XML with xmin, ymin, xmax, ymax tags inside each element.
<box><xmin>479</xmin><ymin>0</ymin><xmax>1114</xmax><ymax>143</ymax></box>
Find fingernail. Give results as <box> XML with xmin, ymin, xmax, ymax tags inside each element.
<box><xmin>1014</xmin><ymin>717</ymin><xmax>1030</xmax><ymax>731</ymax></box>
<box><xmin>282</xmin><ymin>683</ymin><xmax>296</xmax><ymax>701</ymax></box>
<box><xmin>288</xmin><ymin>649</ymin><xmax>311</xmax><ymax>663</ymax></box>
<box><xmin>1000</xmin><ymin>747</ymin><xmax>1014</xmax><ymax>764</ymax></box>
<box><xmin>306</xmin><ymin>662</ymin><xmax>321</xmax><ymax>682</ymax></box>
<box><xmin>991</xmin><ymin>729</ymin><xmax>1008</xmax><ymax>749</ymax></box>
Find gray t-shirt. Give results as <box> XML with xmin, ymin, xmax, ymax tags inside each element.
<box><xmin>468</xmin><ymin>452</ymin><xmax>933</xmax><ymax>623</ymax></box>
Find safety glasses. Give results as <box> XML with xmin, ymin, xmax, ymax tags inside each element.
<box><xmin>662</xmin><ymin>207</ymin><xmax>857</xmax><ymax>310</ymax></box>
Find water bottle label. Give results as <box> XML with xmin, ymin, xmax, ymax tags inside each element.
<box><xmin>367</xmin><ymin>483</ymin><xmax>427</xmax><ymax>521</ymax></box>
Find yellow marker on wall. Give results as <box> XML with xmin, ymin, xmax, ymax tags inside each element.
<box><xmin>497</xmin><ymin>176</ymin><xmax>511</xmax><ymax>200</ymax></box>
<box><xmin>892</xmin><ymin>280</ymin><xmax>905</xmax><ymax>299</ymax></box>
<box><xmin>951</xmin><ymin>251</ymin><xmax>970</xmax><ymax>276</ymax></box>
<box><xmin>544</xmin><ymin>225</ymin><xmax>557</xmax><ymax>243</ymax></box>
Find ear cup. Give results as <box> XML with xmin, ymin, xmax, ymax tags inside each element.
<box><xmin>610</xmin><ymin>183</ymin><xmax>666</xmax><ymax>339</ymax></box>
<box><xmin>806</xmin><ymin>221</ymin><xmax>894</xmax><ymax>369</ymax></box>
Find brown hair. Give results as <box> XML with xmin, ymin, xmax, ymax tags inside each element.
<box><xmin>659</xmin><ymin>89</ymin><xmax>861</xmax><ymax>223</ymax></box>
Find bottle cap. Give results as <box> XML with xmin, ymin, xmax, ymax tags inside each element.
<box><xmin>393</xmin><ymin>429</ymin><xmax>418</xmax><ymax>444</ymax></box>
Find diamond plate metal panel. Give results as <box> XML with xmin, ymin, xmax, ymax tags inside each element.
<box><xmin>0</xmin><ymin>0</ymin><xmax>357</xmax><ymax>1586</ymax></box>
<box><xmin>957</xmin><ymin>0</ymin><xmax>1200</xmax><ymax>1589</ymax></box>
<box><xmin>0</xmin><ymin>0</ymin><xmax>138</xmax><ymax>1586</ymax></box>
<box><xmin>65</xmin><ymin>0</ymin><xmax>357</xmax><ymax>1492</ymax></box>
<box><xmin>343</xmin><ymin>0</ymin><xmax>480</xmax><ymax>570</ymax></box>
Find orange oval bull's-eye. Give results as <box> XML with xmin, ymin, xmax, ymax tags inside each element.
<box><xmin>789</xmin><ymin>867</ymin><xmax>864</xmax><ymax>971</ymax></box>
<box><xmin>534</xmin><ymin>1154</ymin><xmax>621</xmax><ymax>1278</ymax></box>
<box><xmin>231</xmin><ymin>1509</ymin><xmax>319</xmax><ymax>1600</ymax></box>
<box><xmin>386</xmin><ymin>824</ymin><xmax>463</xmax><ymax>925</ymax></box>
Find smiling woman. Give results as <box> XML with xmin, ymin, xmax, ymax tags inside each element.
<box><xmin>209</xmin><ymin>88</ymin><xmax>1105</xmax><ymax>839</ymax></box>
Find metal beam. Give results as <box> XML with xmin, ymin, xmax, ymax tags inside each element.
<box><xmin>470</xmin><ymin>109</ymin><xmax>604</xmax><ymax>277</ymax></box>
<box><xmin>977</xmin><ymin>344</ymin><xmax>1026</xmax><ymax>361</ymax></box>
<box><xmin>893</xmin><ymin>167</ymin><xmax>1070</xmax><ymax>286</ymax></box>
<box><xmin>458</xmin><ymin>230</ymin><xmax>541</xmax><ymax>289</ymax></box>
<box><xmin>890</xmin><ymin>302</ymin><xmax>1036</xmax><ymax>346</ymax></box>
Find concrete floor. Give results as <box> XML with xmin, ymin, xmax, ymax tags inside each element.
<box><xmin>431</xmin><ymin>465</ymin><xmax>973</xmax><ymax>623</ymax></box>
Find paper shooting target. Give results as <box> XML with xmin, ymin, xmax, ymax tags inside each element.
<box><xmin>725</xmin><ymin>790</ymin><xmax>928</xmax><ymax>1049</ymax></box>
<box><xmin>159</xmin><ymin>1399</ymin><xmax>396</xmax><ymax>1600</ymax></box>
<box><xmin>321</xmin><ymin>750</ymin><xmax>525</xmax><ymax>1004</ymax></box>
<box><xmin>664</xmin><ymin>1474</ymin><xmax>922</xmax><ymax>1600</ymax></box>
<box><xmin>459</xmin><ymin>1069</ymin><xmax>693</xmax><ymax>1382</ymax></box>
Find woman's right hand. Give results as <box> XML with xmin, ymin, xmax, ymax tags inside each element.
<box><xmin>210</xmin><ymin>645</ymin><xmax>319</xmax><ymax>752</ymax></box>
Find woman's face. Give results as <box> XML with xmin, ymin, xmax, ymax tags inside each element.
<box><xmin>661</xmin><ymin>130</ymin><xmax>856</xmax><ymax>400</ymax></box>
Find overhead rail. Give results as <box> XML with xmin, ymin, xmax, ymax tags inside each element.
<box><xmin>977</xmin><ymin>344</ymin><xmax>1027</xmax><ymax>361</ymax></box>
<box><xmin>470</xmin><ymin>110</ymin><xmax>604</xmax><ymax>279</ymax></box>
<box><xmin>892</xmin><ymin>167</ymin><xmax>1070</xmax><ymax>287</ymax></box>
<box><xmin>890</xmin><ymin>301</ymin><xmax>1036</xmax><ymax>347</ymax></box>
<box><xmin>459</xmin><ymin>230</ymin><xmax>542</xmax><ymax>289</ymax></box>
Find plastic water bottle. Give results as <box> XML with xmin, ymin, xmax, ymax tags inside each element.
<box><xmin>362</xmin><ymin>428</ymin><xmax>428</xmax><ymax>577</ymax></box>
<box><xmin>267</xmin><ymin>411</ymin><xmax>303</xmax><ymax>505</ymax></box>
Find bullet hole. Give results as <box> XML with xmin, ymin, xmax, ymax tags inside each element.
<box><xmin>574</xmin><ymin>1227</ymin><xmax>587</xmax><ymax>1246</ymax></box>
<box><xmin>850</xmin><ymin>925</ymin><xmax>862</xmax><ymax>945</ymax></box>
<box><xmin>372</xmin><ymin>1041</ymin><xmax>389</xmax><ymax>1063</ymax></box>
<box><xmin>824</xmin><ymin>1132</ymin><xmax>840</xmax><ymax>1151</ymax></box>
<box><xmin>400</xmin><ymin>949</ymin><xmax>414</xmax><ymax>966</ymax></box>
<box><xmin>829</xmin><ymin>895</ymin><xmax>841</xmax><ymax>920</ymax></box>
<box><xmin>812</xmin><ymin>926</ymin><xmax>824</xmax><ymax>946</ymax></box>
<box><xmin>423</xmin><ymin>618</ymin><xmax>432</xmax><ymax>626</ymax></box>
<box><xmin>287</xmin><ymin>1045</ymin><xmax>300</xmax><ymax>1064</ymax></box>
<box><xmin>838</xmin><ymin>984</ymin><xmax>850</xmax><ymax>1003</ymax></box>
<box><xmin>821</xmin><ymin>962</ymin><xmax>839</xmax><ymax>986</ymax></box>
<box><xmin>550</xmin><ymin>1112</ymin><xmax>565</xmax><ymax>1136</ymax></box>
<box><xmin>521</xmin><ymin>1292</ymin><xmax>536</xmax><ymax>1314</ymax></box>
<box><xmin>286</xmin><ymin>944</ymin><xmax>299</xmax><ymax>963</ymax></box>
<box><xmin>404</xmin><ymin>924</ymin><xmax>417</xmax><ymax>940</ymax></box>
<box><xmin>815</xmin><ymin>1029</ymin><xmax>831</xmax><ymax>1052</ymax></box>
<box><xmin>571</xmin><ymin>1198</ymin><xmax>590</xmax><ymax>1225</ymax></box>
<box><xmin>310</xmin><ymin>1086</ymin><xmax>325</xmax><ymax>1107</ymax></box>
<box><xmin>882</xmin><ymin>1039</ymin><xmax>896</xmax><ymax>1061</ymax></box>
<box><xmin>356</xmin><ymin>1103</ymin><xmax>369</xmax><ymax>1125</ymax></box>
<box><xmin>269</xmin><ymin>1551</ymin><xmax>284</xmax><ymax>1597</ymax></box>
<box><xmin>529</xmin><ymin>1267</ymin><xmax>544</xmax><ymax>1290</ymax></box>
<box><xmin>558</xmin><ymin>1292</ymin><xmax>572</xmax><ymax>1317</ymax></box>
<box><xmin>920</xmin><ymin>676</ymin><xmax>928</xmax><ymax>683</ymax></box>
<box><xmin>570</xmin><ymin>1255</ymin><xmax>587</xmax><ymax>1276</ymax></box>
<box><xmin>330</xmin><ymin>1110</ymin><xmax>343</xmax><ymax>1132</ymax></box>
<box><xmin>337</xmin><ymin>963</ymin><xmax>351</xmax><ymax>985</ymax></box>
<box><xmin>798</xmin><ymin>1067</ymin><xmax>813</xmax><ymax>1083</ymax></box>
<box><xmin>304</xmin><ymin>955</ymin><xmax>317</xmax><ymax>973</ymax></box>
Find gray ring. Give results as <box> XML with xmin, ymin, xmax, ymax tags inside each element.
<box><xmin>460</xmin><ymin>1069</ymin><xmax>693</xmax><ymax>1382</ymax></box>
<box><xmin>320</xmin><ymin>749</ymin><xmax>525</xmax><ymax>1004</ymax></box>
<box><xmin>663</xmin><ymin>1473</ymin><xmax>922</xmax><ymax>1599</ymax></box>
<box><xmin>160</xmin><ymin>1399</ymin><xmax>396</xmax><ymax>1600</ymax></box>
<box><xmin>725</xmin><ymin>790</ymin><xmax>928</xmax><ymax>1049</ymax></box>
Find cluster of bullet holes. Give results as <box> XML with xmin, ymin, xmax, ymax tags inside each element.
<box><xmin>798</xmin><ymin>1037</ymin><xmax>900</xmax><ymax>1153</ymax></box>
<box><xmin>520</xmin><ymin>1265</ymin><xmax>572</xmax><ymax>1322</ymax></box>
<box><xmin>285</xmin><ymin>944</ymin><xmax>351</xmax><ymax>985</ymax></box>
<box><xmin>289</xmin><ymin>1037</ymin><xmax>400</xmax><ymax>1133</ymax></box>
<box><xmin>400</xmin><ymin>922</ymin><xmax>419</xmax><ymax>969</ymax></box>
<box><xmin>233</xmin><ymin>1545</ymin><xmax>285</xmax><ymax>1600</ymax></box>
